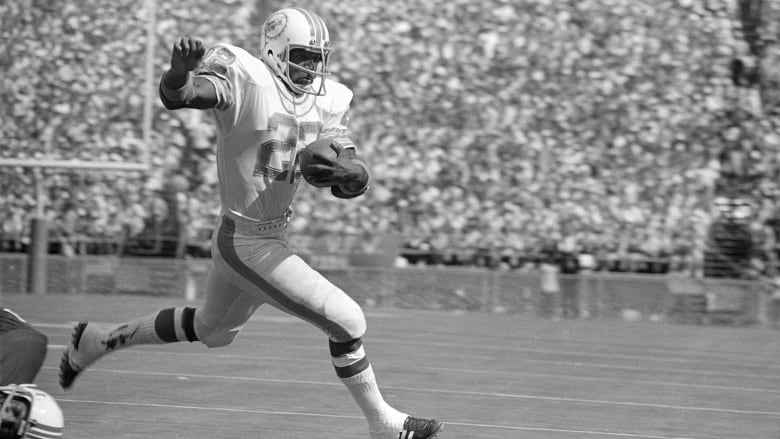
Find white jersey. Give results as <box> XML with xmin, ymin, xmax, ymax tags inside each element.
<box><xmin>195</xmin><ymin>44</ymin><xmax>353</xmax><ymax>222</ymax></box>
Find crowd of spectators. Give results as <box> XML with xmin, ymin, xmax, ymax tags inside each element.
<box><xmin>2</xmin><ymin>0</ymin><xmax>779</xmax><ymax>276</ymax></box>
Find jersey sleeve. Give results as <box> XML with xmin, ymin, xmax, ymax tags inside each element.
<box><xmin>319</xmin><ymin>80</ymin><xmax>356</xmax><ymax>149</ymax></box>
<box><xmin>193</xmin><ymin>45</ymin><xmax>239</xmax><ymax>111</ymax></box>
<box><xmin>320</xmin><ymin>81</ymin><xmax>353</xmax><ymax>138</ymax></box>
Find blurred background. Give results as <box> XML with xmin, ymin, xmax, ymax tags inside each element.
<box><xmin>1</xmin><ymin>0</ymin><xmax>780</xmax><ymax>325</ymax></box>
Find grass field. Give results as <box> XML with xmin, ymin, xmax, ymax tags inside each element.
<box><xmin>2</xmin><ymin>292</ymin><xmax>779</xmax><ymax>439</ymax></box>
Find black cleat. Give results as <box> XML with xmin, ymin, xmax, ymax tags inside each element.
<box><xmin>59</xmin><ymin>322</ymin><xmax>91</xmax><ymax>390</ymax></box>
<box><xmin>58</xmin><ymin>349</ymin><xmax>79</xmax><ymax>390</ymax></box>
<box><xmin>399</xmin><ymin>416</ymin><xmax>444</xmax><ymax>439</ymax></box>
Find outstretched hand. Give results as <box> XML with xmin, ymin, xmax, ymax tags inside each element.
<box><xmin>171</xmin><ymin>37</ymin><xmax>205</xmax><ymax>74</ymax></box>
<box><xmin>162</xmin><ymin>37</ymin><xmax>206</xmax><ymax>90</ymax></box>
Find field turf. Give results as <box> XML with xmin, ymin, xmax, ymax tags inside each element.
<box><xmin>2</xmin><ymin>293</ymin><xmax>778</xmax><ymax>439</ymax></box>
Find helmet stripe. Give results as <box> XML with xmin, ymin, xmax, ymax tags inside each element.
<box><xmin>29</xmin><ymin>425</ymin><xmax>63</xmax><ymax>434</ymax></box>
<box><xmin>27</xmin><ymin>427</ymin><xmax>63</xmax><ymax>439</ymax></box>
<box><xmin>316</xmin><ymin>15</ymin><xmax>329</xmax><ymax>43</ymax></box>
<box><xmin>293</xmin><ymin>7</ymin><xmax>321</xmax><ymax>45</ymax></box>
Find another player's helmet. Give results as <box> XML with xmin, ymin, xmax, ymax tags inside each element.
<box><xmin>260</xmin><ymin>7</ymin><xmax>331</xmax><ymax>96</ymax></box>
<box><xmin>0</xmin><ymin>385</ymin><xmax>63</xmax><ymax>439</ymax></box>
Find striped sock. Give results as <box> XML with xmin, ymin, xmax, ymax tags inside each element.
<box><xmin>330</xmin><ymin>339</ymin><xmax>407</xmax><ymax>438</ymax></box>
<box><xmin>100</xmin><ymin>307</ymin><xmax>198</xmax><ymax>353</ymax></box>
<box><xmin>153</xmin><ymin>307</ymin><xmax>199</xmax><ymax>343</ymax></box>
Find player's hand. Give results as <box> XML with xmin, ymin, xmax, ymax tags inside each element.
<box><xmin>304</xmin><ymin>149</ymin><xmax>367</xmax><ymax>186</ymax></box>
<box><xmin>170</xmin><ymin>37</ymin><xmax>205</xmax><ymax>74</ymax></box>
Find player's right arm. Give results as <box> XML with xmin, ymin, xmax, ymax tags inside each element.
<box><xmin>159</xmin><ymin>37</ymin><xmax>223</xmax><ymax>110</ymax></box>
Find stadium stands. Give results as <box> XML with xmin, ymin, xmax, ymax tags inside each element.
<box><xmin>1</xmin><ymin>0</ymin><xmax>778</xmax><ymax>278</ymax></box>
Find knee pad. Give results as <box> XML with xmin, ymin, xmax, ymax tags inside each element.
<box><xmin>329</xmin><ymin>337</ymin><xmax>363</xmax><ymax>356</ymax></box>
<box><xmin>329</xmin><ymin>337</ymin><xmax>370</xmax><ymax>378</ymax></box>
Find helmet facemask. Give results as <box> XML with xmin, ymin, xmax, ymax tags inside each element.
<box><xmin>280</xmin><ymin>45</ymin><xmax>330</xmax><ymax>96</ymax></box>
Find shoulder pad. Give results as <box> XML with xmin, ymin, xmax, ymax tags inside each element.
<box><xmin>198</xmin><ymin>44</ymin><xmax>240</xmax><ymax>76</ymax></box>
<box><xmin>199</xmin><ymin>44</ymin><xmax>268</xmax><ymax>80</ymax></box>
<box><xmin>321</xmin><ymin>79</ymin><xmax>353</xmax><ymax>113</ymax></box>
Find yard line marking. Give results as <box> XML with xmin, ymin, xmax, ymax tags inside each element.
<box><xmin>506</xmin><ymin>334</ymin><xmax>779</xmax><ymax>361</ymax></box>
<box><xmin>209</xmin><ymin>331</ymin><xmax>780</xmax><ymax>371</ymax></box>
<box><xmin>42</xmin><ymin>349</ymin><xmax>333</xmax><ymax>364</ymax></box>
<box><xmin>426</xmin><ymin>366</ymin><xmax>780</xmax><ymax>394</ymax></box>
<box><xmin>429</xmin><ymin>358</ymin><xmax>780</xmax><ymax>380</ymax></box>
<box><xmin>39</xmin><ymin>321</ymin><xmax>779</xmax><ymax>369</ymax></box>
<box><xmin>46</xmin><ymin>367</ymin><xmax>780</xmax><ymax>417</ymax></box>
<box><xmin>436</xmin><ymin>389</ymin><xmax>780</xmax><ymax>417</ymax></box>
<box><xmin>56</xmin><ymin>398</ymin><xmax>700</xmax><ymax>439</ymax></box>
<box><xmin>446</xmin><ymin>421</ymin><xmax>699</xmax><ymax>439</ymax></box>
<box><xmin>362</xmin><ymin>339</ymin><xmax>780</xmax><ymax>372</ymax></box>
<box><xmin>227</xmin><ymin>327</ymin><xmax>780</xmax><ymax>367</ymax></box>
<box><xmin>47</xmin><ymin>330</ymin><xmax>780</xmax><ymax>379</ymax></box>
<box><xmin>34</xmin><ymin>323</ymin><xmax>77</xmax><ymax>329</ymax></box>
<box><xmin>41</xmin><ymin>345</ymin><xmax>780</xmax><ymax>389</ymax></box>
<box><xmin>59</xmin><ymin>398</ymin><xmax>359</xmax><ymax>419</ymax></box>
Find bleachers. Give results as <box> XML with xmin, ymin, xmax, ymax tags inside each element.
<box><xmin>1</xmin><ymin>0</ymin><xmax>779</xmax><ymax>277</ymax></box>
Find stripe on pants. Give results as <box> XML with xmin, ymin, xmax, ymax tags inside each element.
<box><xmin>217</xmin><ymin>217</ymin><xmax>351</xmax><ymax>340</ymax></box>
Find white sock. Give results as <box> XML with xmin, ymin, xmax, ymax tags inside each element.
<box><xmin>99</xmin><ymin>312</ymin><xmax>165</xmax><ymax>353</ymax></box>
<box><xmin>98</xmin><ymin>306</ymin><xmax>198</xmax><ymax>355</ymax></box>
<box><xmin>337</xmin><ymin>362</ymin><xmax>407</xmax><ymax>437</ymax></box>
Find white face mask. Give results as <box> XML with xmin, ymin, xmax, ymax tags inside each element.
<box><xmin>282</xmin><ymin>46</ymin><xmax>330</xmax><ymax>96</ymax></box>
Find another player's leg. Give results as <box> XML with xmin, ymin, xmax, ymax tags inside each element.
<box><xmin>60</xmin><ymin>267</ymin><xmax>260</xmax><ymax>389</ymax></box>
<box><xmin>0</xmin><ymin>325</ymin><xmax>48</xmax><ymax>385</ymax></box>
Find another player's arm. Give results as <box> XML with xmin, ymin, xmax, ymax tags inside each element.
<box><xmin>159</xmin><ymin>37</ymin><xmax>221</xmax><ymax>110</ymax></box>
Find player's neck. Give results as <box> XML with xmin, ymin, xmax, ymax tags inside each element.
<box><xmin>278</xmin><ymin>77</ymin><xmax>311</xmax><ymax>102</ymax></box>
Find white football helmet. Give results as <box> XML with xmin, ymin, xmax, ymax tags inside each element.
<box><xmin>0</xmin><ymin>385</ymin><xmax>63</xmax><ymax>439</ymax></box>
<box><xmin>260</xmin><ymin>7</ymin><xmax>331</xmax><ymax>96</ymax></box>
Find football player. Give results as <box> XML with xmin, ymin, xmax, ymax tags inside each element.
<box><xmin>0</xmin><ymin>309</ymin><xmax>48</xmax><ymax>386</ymax></box>
<box><xmin>58</xmin><ymin>7</ymin><xmax>443</xmax><ymax>439</ymax></box>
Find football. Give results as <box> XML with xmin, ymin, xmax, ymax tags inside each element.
<box><xmin>299</xmin><ymin>137</ymin><xmax>339</xmax><ymax>187</ymax></box>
